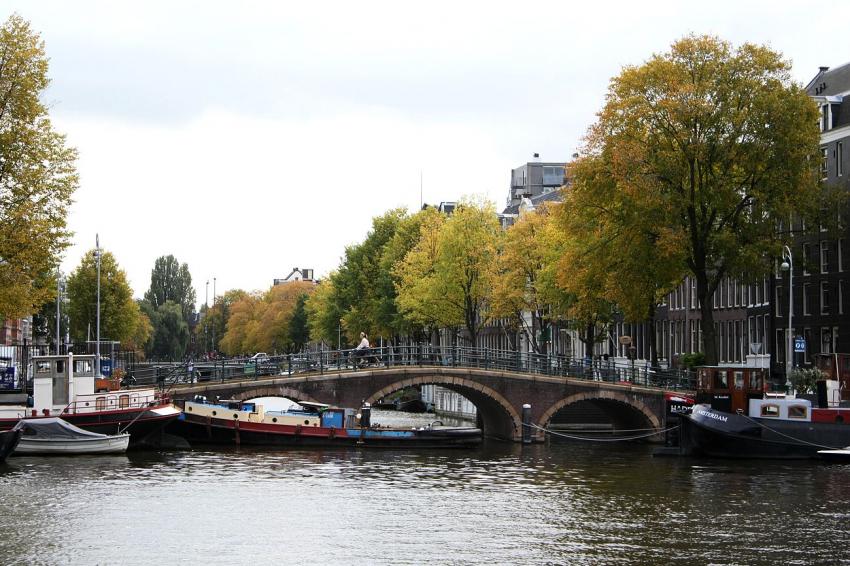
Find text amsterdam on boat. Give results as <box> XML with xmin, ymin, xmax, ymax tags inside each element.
<box><xmin>169</xmin><ymin>397</ymin><xmax>482</xmax><ymax>448</ymax></box>
<box><xmin>677</xmin><ymin>353</ymin><xmax>850</xmax><ymax>459</ymax></box>
<box><xmin>0</xmin><ymin>353</ymin><xmax>181</xmax><ymax>448</ymax></box>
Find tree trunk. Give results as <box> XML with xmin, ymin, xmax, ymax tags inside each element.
<box><xmin>696</xmin><ymin>275</ymin><xmax>718</xmax><ymax>365</ymax></box>
<box><xmin>584</xmin><ymin>322</ymin><xmax>595</xmax><ymax>358</ymax></box>
<box><xmin>647</xmin><ymin>300</ymin><xmax>659</xmax><ymax>368</ymax></box>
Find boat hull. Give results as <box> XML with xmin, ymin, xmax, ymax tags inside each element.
<box><xmin>14</xmin><ymin>434</ymin><xmax>130</xmax><ymax>455</ymax></box>
<box><xmin>0</xmin><ymin>429</ymin><xmax>21</xmax><ymax>463</ymax></box>
<box><xmin>170</xmin><ymin>412</ymin><xmax>482</xmax><ymax>449</ymax></box>
<box><xmin>680</xmin><ymin>404</ymin><xmax>850</xmax><ymax>459</ymax></box>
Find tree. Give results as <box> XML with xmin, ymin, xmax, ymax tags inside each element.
<box><xmin>569</xmin><ymin>35</ymin><xmax>822</xmax><ymax>365</ymax></box>
<box><xmin>492</xmin><ymin>204</ymin><xmax>569</xmax><ymax>354</ymax></box>
<box><xmin>144</xmin><ymin>255</ymin><xmax>196</xmax><ymax>322</ymax></box>
<box><xmin>396</xmin><ymin>199</ymin><xmax>501</xmax><ymax>347</ymax></box>
<box><xmin>66</xmin><ymin>250</ymin><xmax>148</xmax><ymax>347</ymax></box>
<box><xmin>144</xmin><ymin>301</ymin><xmax>189</xmax><ymax>360</ymax></box>
<box><xmin>0</xmin><ymin>15</ymin><xmax>77</xmax><ymax>319</ymax></box>
<box><xmin>287</xmin><ymin>293</ymin><xmax>310</xmax><ymax>353</ymax></box>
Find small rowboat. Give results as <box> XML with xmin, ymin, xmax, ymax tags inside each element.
<box><xmin>12</xmin><ymin>417</ymin><xmax>130</xmax><ymax>455</ymax></box>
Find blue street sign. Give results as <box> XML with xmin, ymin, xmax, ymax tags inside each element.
<box><xmin>0</xmin><ymin>366</ymin><xmax>15</xmax><ymax>390</ymax></box>
<box><xmin>100</xmin><ymin>359</ymin><xmax>113</xmax><ymax>377</ymax></box>
<box><xmin>794</xmin><ymin>337</ymin><xmax>806</xmax><ymax>353</ymax></box>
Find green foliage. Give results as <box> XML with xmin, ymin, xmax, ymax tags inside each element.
<box><xmin>680</xmin><ymin>352</ymin><xmax>706</xmax><ymax>370</ymax></box>
<box><xmin>287</xmin><ymin>293</ymin><xmax>310</xmax><ymax>352</ymax></box>
<box><xmin>144</xmin><ymin>301</ymin><xmax>189</xmax><ymax>360</ymax></box>
<box><xmin>143</xmin><ymin>255</ymin><xmax>196</xmax><ymax>322</ymax></box>
<box><xmin>0</xmin><ymin>15</ymin><xmax>78</xmax><ymax>319</ymax></box>
<box><xmin>789</xmin><ymin>368</ymin><xmax>823</xmax><ymax>395</ymax></box>
<box><xmin>66</xmin><ymin>249</ymin><xmax>147</xmax><ymax>347</ymax></box>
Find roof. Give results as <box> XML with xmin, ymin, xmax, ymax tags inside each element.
<box><xmin>501</xmin><ymin>188</ymin><xmax>564</xmax><ymax>215</ymax></box>
<box><xmin>806</xmin><ymin>62</ymin><xmax>850</xmax><ymax>97</ymax></box>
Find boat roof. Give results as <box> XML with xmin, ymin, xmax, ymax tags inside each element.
<box><xmin>13</xmin><ymin>417</ymin><xmax>110</xmax><ymax>439</ymax></box>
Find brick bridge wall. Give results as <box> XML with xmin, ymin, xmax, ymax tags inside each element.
<box><xmin>169</xmin><ymin>367</ymin><xmax>668</xmax><ymax>442</ymax></box>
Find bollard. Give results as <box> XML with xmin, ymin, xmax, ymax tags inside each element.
<box><xmin>359</xmin><ymin>403</ymin><xmax>371</xmax><ymax>428</ymax></box>
<box><xmin>522</xmin><ymin>403</ymin><xmax>532</xmax><ymax>444</ymax></box>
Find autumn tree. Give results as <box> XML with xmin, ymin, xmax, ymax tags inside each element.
<box><xmin>492</xmin><ymin>203</ymin><xmax>571</xmax><ymax>354</ymax></box>
<box><xmin>570</xmin><ymin>35</ymin><xmax>822</xmax><ymax>365</ymax></box>
<box><xmin>66</xmin><ymin>250</ymin><xmax>149</xmax><ymax>347</ymax></box>
<box><xmin>396</xmin><ymin>199</ymin><xmax>501</xmax><ymax>347</ymax></box>
<box><xmin>305</xmin><ymin>277</ymin><xmax>344</xmax><ymax>347</ymax></box>
<box><xmin>197</xmin><ymin>289</ymin><xmax>247</xmax><ymax>355</ymax></box>
<box><xmin>0</xmin><ymin>15</ymin><xmax>77</xmax><ymax>319</ymax></box>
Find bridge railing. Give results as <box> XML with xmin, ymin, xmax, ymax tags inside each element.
<box><xmin>142</xmin><ymin>346</ymin><xmax>697</xmax><ymax>391</ymax></box>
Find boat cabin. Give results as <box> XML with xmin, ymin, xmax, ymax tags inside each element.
<box><xmin>814</xmin><ymin>353</ymin><xmax>850</xmax><ymax>402</ymax></box>
<box><xmin>696</xmin><ymin>367</ymin><xmax>767</xmax><ymax>414</ymax></box>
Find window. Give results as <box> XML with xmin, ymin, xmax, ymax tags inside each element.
<box><xmin>822</xmin><ymin>327</ymin><xmax>833</xmax><ymax>354</ymax></box>
<box><xmin>802</xmin><ymin>244</ymin><xmax>810</xmax><ymax>276</ymax></box>
<box><xmin>36</xmin><ymin>361</ymin><xmax>51</xmax><ymax>374</ymax></box>
<box><xmin>734</xmin><ymin>371</ymin><xmax>744</xmax><ymax>390</ymax></box>
<box><xmin>821</xmin><ymin>281</ymin><xmax>830</xmax><ymax>315</ymax></box>
<box><xmin>803</xmin><ymin>283</ymin><xmax>811</xmax><ymax>315</ymax></box>
<box><xmin>761</xmin><ymin>404</ymin><xmax>780</xmax><ymax>418</ymax></box>
<box><xmin>750</xmin><ymin>372</ymin><xmax>763</xmax><ymax>392</ymax></box>
<box><xmin>821</xmin><ymin>241</ymin><xmax>830</xmax><ymax>273</ymax></box>
<box><xmin>75</xmin><ymin>360</ymin><xmax>93</xmax><ymax>374</ymax></box>
<box><xmin>690</xmin><ymin>278</ymin><xmax>697</xmax><ymax>309</ymax></box>
<box><xmin>119</xmin><ymin>395</ymin><xmax>130</xmax><ymax>409</ymax></box>
<box><xmin>840</xmin><ymin>280</ymin><xmax>845</xmax><ymax>315</ymax></box>
<box><xmin>95</xmin><ymin>397</ymin><xmax>107</xmax><ymax>411</ymax></box>
<box><xmin>713</xmin><ymin>370</ymin><xmax>728</xmax><ymax>389</ymax></box>
<box><xmin>838</xmin><ymin>142</ymin><xmax>844</xmax><ymax>177</ymax></box>
<box><xmin>788</xmin><ymin>405</ymin><xmax>808</xmax><ymax>419</ymax></box>
<box><xmin>775</xmin><ymin>286</ymin><xmax>783</xmax><ymax>317</ymax></box>
<box><xmin>821</xmin><ymin>147</ymin><xmax>829</xmax><ymax>180</ymax></box>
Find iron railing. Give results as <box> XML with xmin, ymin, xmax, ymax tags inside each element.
<box><xmin>134</xmin><ymin>346</ymin><xmax>699</xmax><ymax>391</ymax></box>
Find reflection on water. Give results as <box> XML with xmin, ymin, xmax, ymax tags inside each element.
<box><xmin>2</xmin><ymin>412</ymin><xmax>850</xmax><ymax>565</ymax></box>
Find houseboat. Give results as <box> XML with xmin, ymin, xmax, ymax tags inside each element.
<box><xmin>679</xmin><ymin>366</ymin><xmax>850</xmax><ymax>459</ymax></box>
<box><xmin>170</xmin><ymin>397</ymin><xmax>482</xmax><ymax>448</ymax></box>
<box><xmin>0</xmin><ymin>354</ymin><xmax>180</xmax><ymax>447</ymax></box>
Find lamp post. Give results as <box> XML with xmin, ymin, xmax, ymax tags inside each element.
<box><xmin>95</xmin><ymin>234</ymin><xmax>102</xmax><ymax>377</ymax></box>
<box><xmin>780</xmin><ymin>245</ymin><xmax>793</xmax><ymax>387</ymax></box>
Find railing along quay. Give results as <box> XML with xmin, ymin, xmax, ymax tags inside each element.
<box><xmin>133</xmin><ymin>346</ymin><xmax>698</xmax><ymax>392</ymax></box>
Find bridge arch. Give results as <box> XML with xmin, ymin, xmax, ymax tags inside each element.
<box><xmin>366</xmin><ymin>375</ymin><xmax>523</xmax><ymax>441</ymax></box>
<box><xmin>538</xmin><ymin>390</ymin><xmax>661</xmax><ymax>436</ymax></box>
<box><xmin>227</xmin><ymin>386</ymin><xmax>321</xmax><ymax>406</ymax></box>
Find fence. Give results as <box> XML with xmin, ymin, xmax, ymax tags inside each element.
<box><xmin>133</xmin><ymin>345</ymin><xmax>700</xmax><ymax>392</ymax></box>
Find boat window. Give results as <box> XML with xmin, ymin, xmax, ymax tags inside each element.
<box><xmin>95</xmin><ymin>397</ymin><xmax>106</xmax><ymax>411</ymax></box>
<box><xmin>36</xmin><ymin>361</ymin><xmax>51</xmax><ymax>373</ymax></box>
<box><xmin>713</xmin><ymin>370</ymin><xmax>728</xmax><ymax>389</ymax></box>
<box><xmin>56</xmin><ymin>360</ymin><xmax>65</xmax><ymax>373</ymax></box>
<box><xmin>750</xmin><ymin>372</ymin><xmax>763</xmax><ymax>392</ymax></box>
<box><xmin>760</xmin><ymin>404</ymin><xmax>780</xmax><ymax>418</ymax></box>
<box><xmin>118</xmin><ymin>395</ymin><xmax>130</xmax><ymax>409</ymax></box>
<box><xmin>698</xmin><ymin>369</ymin><xmax>711</xmax><ymax>390</ymax></box>
<box><xmin>75</xmin><ymin>360</ymin><xmax>93</xmax><ymax>374</ymax></box>
<box><xmin>734</xmin><ymin>371</ymin><xmax>744</xmax><ymax>390</ymax></box>
<box><xmin>788</xmin><ymin>405</ymin><xmax>808</xmax><ymax>419</ymax></box>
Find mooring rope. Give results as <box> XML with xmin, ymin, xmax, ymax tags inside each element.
<box><xmin>526</xmin><ymin>422</ymin><xmax>677</xmax><ymax>442</ymax></box>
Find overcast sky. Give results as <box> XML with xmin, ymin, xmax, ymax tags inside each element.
<box><xmin>5</xmin><ymin>1</ymin><xmax>849</xmax><ymax>307</ymax></box>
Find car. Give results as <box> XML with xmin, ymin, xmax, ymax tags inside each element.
<box><xmin>250</xmin><ymin>353</ymin><xmax>269</xmax><ymax>362</ymax></box>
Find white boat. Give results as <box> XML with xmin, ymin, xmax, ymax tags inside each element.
<box><xmin>12</xmin><ymin>417</ymin><xmax>130</xmax><ymax>455</ymax></box>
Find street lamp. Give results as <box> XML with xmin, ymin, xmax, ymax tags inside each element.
<box><xmin>780</xmin><ymin>245</ymin><xmax>793</xmax><ymax>388</ymax></box>
<box><xmin>95</xmin><ymin>234</ymin><xmax>102</xmax><ymax>377</ymax></box>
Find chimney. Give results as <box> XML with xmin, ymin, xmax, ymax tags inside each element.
<box><xmin>820</xmin><ymin>66</ymin><xmax>830</xmax><ymax>73</ymax></box>
<box><xmin>532</xmin><ymin>152</ymin><xmax>540</xmax><ymax>162</ymax></box>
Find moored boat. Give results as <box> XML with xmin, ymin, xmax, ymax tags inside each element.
<box><xmin>0</xmin><ymin>354</ymin><xmax>180</xmax><ymax>447</ymax></box>
<box><xmin>12</xmin><ymin>417</ymin><xmax>130</xmax><ymax>455</ymax></box>
<box><xmin>170</xmin><ymin>397</ymin><xmax>482</xmax><ymax>448</ymax></box>
<box><xmin>679</xmin><ymin>366</ymin><xmax>850</xmax><ymax>459</ymax></box>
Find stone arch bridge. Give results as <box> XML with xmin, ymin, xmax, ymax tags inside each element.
<box><xmin>168</xmin><ymin>367</ymin><xmax>678</xmax><ymax>443</ymax></box>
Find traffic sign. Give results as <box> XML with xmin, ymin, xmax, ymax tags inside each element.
<box><xmin>794</xmin><ymin>337</ymin><xmax>806</xmax><ymax>353</ymax></box>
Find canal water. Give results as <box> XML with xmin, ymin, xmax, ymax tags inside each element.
<box><xmin>2</xmin><ymin>411</ymin><xmax>849</xmax><ymax>565</ymax></box>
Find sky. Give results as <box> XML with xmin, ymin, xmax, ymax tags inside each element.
<box><xmin>4</xmin><ymin>0</ymin><xmax>850</xmax><ymax>307</ymax></box>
